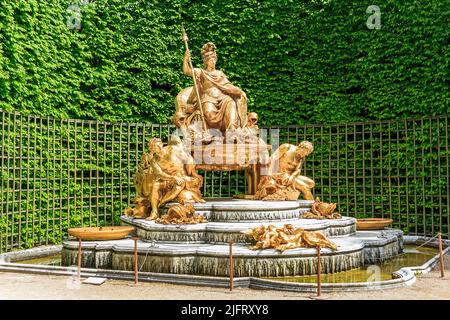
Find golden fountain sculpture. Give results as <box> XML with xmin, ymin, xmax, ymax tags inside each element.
<box><xmin>175</xmin><ymin>41</ymin><xmax>248</xmax><ymax>135</ymax></box>
<box><xmin>172</xmin><ymin>29</ymin><xmax>270</xmax><ymax>195</ymax></box>
<box><xmin>125</xmin><ymin>29</ymin><xmax>320</xmax><ymax>224</ymax></box>
<box><xmin>241</xmin><ymin>224</ymin><xmax>337</xmax><ymax>252</ymax></box>
<box><xmin>174</xmin><ymin>30</ymin><xmax>250</xmax><ymax>137</ymax></box>
<box><xmin>254</xmin><ymin>141</ymin><xmax>315</xmax><ymax>201</ymax></box>
<box><xmin>156</xmin><ymin>203</ymin><xmax>207</xmax><ymax>225</ymax></box>
<box><xmin>302</xmin><ymin>197</ymin><xmax>342</xmax><ymax>219</ymax></box>
<box><xmin>125</xmin><ymin>135</ymin><xmax>205</xmax><ymax>221</ymax></box>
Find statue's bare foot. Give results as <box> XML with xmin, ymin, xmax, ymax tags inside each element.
<box><xmin>146</xmin><ymin>211</ymin><xmax>158</xmax><ymax>220</ymax></box>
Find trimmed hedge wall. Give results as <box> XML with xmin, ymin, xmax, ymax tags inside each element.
<box><xmin>0</xmin><ymin>0</ymin><xmax>448</xmax><ymax>125</ymax></box>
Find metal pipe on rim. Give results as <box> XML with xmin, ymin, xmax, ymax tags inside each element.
<box><xmin>438</xmin><ymin>232</ymin><xmax>445</xmax><ymax>278</ymax></box>
<box><xmin>229</xmin><ymin>240</ymin><xmax>234</xmax><ymax>291</ymax></box>
<box><xmin>133</xmin><ymin>237</ymin><xmax>139</xmax><ymax>285</ymax></box>
<box><xmin>317</xmin><ymin>246</ymin><xmax>321</xmax><ymax>297</ymax></box>
<box><xmin>77</xmin><ymin>238</ymin><xmax>82</xmax><ymax>281</ymax></box>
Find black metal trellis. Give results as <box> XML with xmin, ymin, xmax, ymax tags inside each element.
<box><xmin>0</xmin><ymin>110</ymin><xmax>449</xmax><ymax>252</ymax></box>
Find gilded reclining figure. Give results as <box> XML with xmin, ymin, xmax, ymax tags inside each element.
<box><xmin>241</xmin><ymin>224</ymin><xmax>337</xmax><ymax>252</ymax></box>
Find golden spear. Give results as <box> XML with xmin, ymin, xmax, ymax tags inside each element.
<box><xmin>181</xmin><ymin>25</ymin><xmax>207</xmax><ymax>132</ymax></box>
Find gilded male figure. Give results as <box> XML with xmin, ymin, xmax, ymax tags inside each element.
<box><xmin>255</xmin><ymin>141</ymin><xmax>315</xmax><ymax>200</ymax></box>
<box><xmin>133</xmin><ymin>136</ymin><xmax>204</xmax><ymax>220</ymax></box>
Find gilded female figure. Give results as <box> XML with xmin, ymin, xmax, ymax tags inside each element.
<box><xmin>175</xmin><ymin>42</ymin><xmax>248</xmax><ymax>134</ymax></box>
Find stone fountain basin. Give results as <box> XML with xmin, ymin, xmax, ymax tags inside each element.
<box><xmin>60</xmin><ymin>229</ymin><xmax>403</xmax><ymax>277</ymax></box>
<box><xmin>61</xmin><ymin>199</ymin><xmax>403</xmax><ymax>278</ymax></box>
<box><xmin>120</xmin><ymin>198</ymin><xmax>356</xmax><ymax>244</ymax></box>
<box><xmin>6</xmin><ymin>234</ymin><xmax>447</xmax><ymax>293</ymax></box>
<box><xmin>62</xmin><ymin>237</ymin><xmax>364</xmax><ymax>277</ymax></box>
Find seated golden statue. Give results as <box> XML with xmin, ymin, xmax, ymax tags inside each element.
<box><xmin>128</xmin><ymin>135</ymin><xmax>205</xmax><ymax>220</ymax></box>
<box><xmin>173</xmin><ymin>39</ymin><xmax>255</xmax><ymax>143</ymax></box>
<box><xmin>255</xmin><ymin>141</ymin><xmax>315</xmax><ymax>200</ymax></box>
<box><xmin>171</xmin><ymin>32</ymin><xmax>270</xmax><ymax>196</ymax></box>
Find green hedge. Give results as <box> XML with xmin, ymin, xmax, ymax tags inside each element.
<box><xmin>0</xmin><ymin>0</ymin><xmax>448</xmax><ymax>125</ymax></box>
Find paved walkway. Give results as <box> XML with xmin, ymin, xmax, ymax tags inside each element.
<box><xmin>0</xmin><ymin>256</ymin><xmax>448</xmax><ymax>300</ymax></box>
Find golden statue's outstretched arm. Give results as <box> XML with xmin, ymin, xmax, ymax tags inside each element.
<box><xmin>182</xmin><ymin>49</ymin><xmax>193</xmax><ymax>77</ymax></box>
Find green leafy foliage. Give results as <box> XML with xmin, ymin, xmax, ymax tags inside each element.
<box><xmin>0</xmin><ymin>1</ymin><xmax>449</xmax><ymax>252</ymax></box>
<box><xmin>0</xmin><ymin>0</ymin><xmax>448</xmax><ymax>124</ymax></box>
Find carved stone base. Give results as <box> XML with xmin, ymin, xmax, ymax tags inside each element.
<box><xmin>61</xmin><ymin>229</ymin><xmax>403</xmax><ymax>277</ymax></box>
<box><xmin>61</xmin><ymin>198</ymin><xmax>403</xmax><ymax>277</ymax></box>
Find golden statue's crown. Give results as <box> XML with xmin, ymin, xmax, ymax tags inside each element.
<box><xmin>201</xmin><ymin>42</ymin><xmax>217</xmax><ymax>62</ymax></box>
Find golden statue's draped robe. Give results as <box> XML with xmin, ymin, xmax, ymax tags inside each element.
<box><xmin>177</xmin><ymin>69</ymin><xmax>248</xmax><ymax>133</ymax></box>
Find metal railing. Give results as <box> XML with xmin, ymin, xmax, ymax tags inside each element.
<box><xmin>1</xmin><ymin>110</ymin><xmax>449</xmax><ymax>252</ymax></box>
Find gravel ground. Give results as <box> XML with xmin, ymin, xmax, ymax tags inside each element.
<box><xmin>0</xmin><ymin>255</ymin><xmax>449</xmax><ymax>300</ymax></box>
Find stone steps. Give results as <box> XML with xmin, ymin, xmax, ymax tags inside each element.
<box><xmin>161</xmin><ymin>199</ymin><xmax>313</xmax><ymax>222</ymax></box>
<box><xmin>121</xmin><ymin>216</ymin><xmax>357</xmax><ymax>243</ymax></box>
<box><xmin>61</xmin><ymin>231</ymin><xmax>403</xmax><ymax>277</ymax></box>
